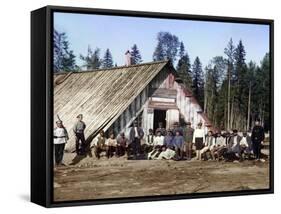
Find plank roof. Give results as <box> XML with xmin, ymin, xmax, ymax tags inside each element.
<box><xmin>54</xmin><ymin>60</ymin><xmax>172</xmax><ymax>150</ymax></box>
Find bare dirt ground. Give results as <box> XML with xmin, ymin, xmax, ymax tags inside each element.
<box><xmin>53</xmin><ymin>150</ymin><xmax>270</xmax><ymax>202</ymax></box>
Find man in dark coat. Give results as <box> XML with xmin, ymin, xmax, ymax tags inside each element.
<box><xmin>129</xmin><ymin>121</ymin><xmax>144</xmax><ymax>159</ymax></box>
<box><xmin>224</xmin><ymin>129</ymin><xmax>242</xmax><ymax>161</ymax></box>
<box><xmin>251</xmin><ymin>120</ymin><xmax>265</xmax><ymax>160</ymax></box>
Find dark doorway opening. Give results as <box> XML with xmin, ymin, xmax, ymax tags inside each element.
<box><xmin>153</xmin><ymin>109</ymin><xmax>167</xmax><ymax>131</ymax></box>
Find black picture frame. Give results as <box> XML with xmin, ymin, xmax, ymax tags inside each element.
<box><xmin>31</xmin><ymin>5</ymin><xmax>274</xmax><ymax>208</ymax></box>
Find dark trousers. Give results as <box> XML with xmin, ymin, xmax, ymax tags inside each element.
<box><xmin>253</xmin><ymin>140</ymin><xmax>262</xmax><ymax>159</ymax></box>
<box><xmin>132</xmin><ymin>138</ymin><xmax>141</xmax><ymax>156</ymax></box>
<box><xmin>54</xmin><ymin>143</ymin><xmax>65</xmax><ymax>165</ymax></box>
<box><xmin>94</xmin><ymin>146</ymin><xmax>103</xmax><ymax>159</ymax></box>
<box><xmin>75</xmin><ymin>133</ymin><xmax>86</xmax><ymax>155</ymax></box>
<box><xmin>106</xmin><ymin>146</ymin><xmax>116</xmax><ymax>158</ymax></box>
<box><xmin>116</xmin><ymin>145</ymin><xmax>126</xmax><ymax>156</ymax></box>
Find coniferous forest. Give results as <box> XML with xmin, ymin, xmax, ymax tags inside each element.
<box><xmin>53</xmin><ymin>30</ymin><xmax>271</xmax><ymax>132</ymax></box>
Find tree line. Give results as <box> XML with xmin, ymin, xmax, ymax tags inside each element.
<box><xmin>53</xmin><ymin>29</ymin><xmax>270</xmax><ymax>132</ymax></box>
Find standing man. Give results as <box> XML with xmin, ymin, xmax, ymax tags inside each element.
<box><xmin>183</xmin><ymin>122</ymin><xmax>194</xmax><ymax>160</ymax></box>
<box><xmin>251</xmin><ymin>120</ymin><xmax>265</xmax><ymax>161</ymax></box>
<box><xmin>173</xmin><ymin>130</ymin><xmax>185</xmax><ymax>160</ymax></box>
<box><xmin>192</xmin><ymin>122</ymin><xmax>205</xmax><ymax>160</ymax></box>
<box><xmin>172</xmin><ymin>122</ymin><xmax>184</xmax><ymax>136</ymax></box>
<box><xmin>54</xmin><ymin>120</ymin><xmax>69</xmax><ymax>166</ymax></box>
<box><xmin>129</xmin><ymin>121</ymin><xmax>144</xmax><ymax>159</ymax></box>
<box><xmin>73</xmin><ymin>114</ymin><xmax>86</xmax><ymax>155</ymax></box>
<box><xmin>156</xmin><ymin>122</ymin><xmax>166</xmax><ymax>136</ymax></box>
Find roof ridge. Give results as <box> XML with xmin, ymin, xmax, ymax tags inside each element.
<box><xmin>54</xmin><ymin>60</ymin><xmax>170</xmax><ymax>75</ymax></box>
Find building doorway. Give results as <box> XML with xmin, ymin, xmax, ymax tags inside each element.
<box><xmin>153</xmin><ymin>109</ymin><xmax>167</xmax><ymax>131</ymax></box>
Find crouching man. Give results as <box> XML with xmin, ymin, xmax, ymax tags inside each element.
<box><xmin>116</xmin><ymin>132</ymin><xmax>128</xmax><ymax>157</ymax></box>
<box><xmin>143</xmin><ymin>129</ymin><xmax>154</xmax><ymax>154</ymax></box>
<box><xmin>54</xmin><ymin>120</ymin><xmax>69</xmax><ymax>167</ymax></box>
<box><xmin>106</xmin><ymin>132</ymin><xmax>117</xmax><ymax>158</ymax></box>
<box><xmin>93</xmin><ymin>130</ymin><xmax>106</xmax><ymax>159</ymax></box>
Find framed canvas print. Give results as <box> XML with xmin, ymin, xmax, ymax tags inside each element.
<box><xmin>31</xmin><ymin>5</ymin><xmax>274</xmax><ymax>207</ymax></box>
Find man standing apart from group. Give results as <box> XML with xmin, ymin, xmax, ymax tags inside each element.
<box><xmin>73</xmin><ymin>114</ymin><xmax>86</xmax><ymax>155</ymax></box>
<box><xmin>54</xmin><ymin>120</ymin><xmax>69</xmax><ymax>166</ymax></box>
<box><xmin>183</xmin><ymin>122</ymin><xmax>194</xmax><ymax>160</ymax></box>
<box><xmin>251</xmin><ymin>120</ymin><xmax>265</xmax><ymax>161</ymax></box>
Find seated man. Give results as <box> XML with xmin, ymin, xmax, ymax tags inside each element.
<box><xmin>173</xmin><ymin>130</ymin><xmax>185</xmax><ymax>160</ymax></box>
<box><xmin>116</xmin><ymin>132</ymin><xmax>129</xmax><ymax>157</ymax></box>
<box><xmin>224</xmin><ymin>129</ymin><xmax>242</xmax><ymax>161</ymax></box>
<box><xmin>157</xmin><ymin>146</ymin><xmax>176</xmax><ymax>160</ymax></box>
<box><xmin>143</xmin><ymin>128</ymin><xmax>154</xmax><ymax>154</ymax></box>
<box><xmin>213</xmin><ymin>132</ymin><xmax>227</xmax><ymax>160</ymax></box>
<box><xmin>106</xmin><ymin>132</ymin><xmax>117</xmax><ymax>158</ymax></box>
<box><xmin>239</xmin><ymin>132</ymin><xmax>251</xmax><ymax>160</ymax></box>
<box><xmin>164</xmin><ymin>129</ymin><xmax>174</xmax><ymax>148</ymax></box>
<box><xmin>93</xmin><ymin>130</ymin><xmax>107</xmax><ymax>159</ymax></box>
<box><xmin>148</xmin><ymin>130</ymin><xmax>164</xmax><ymax>160</ymax></box>
<box><xmin>200</xmin><ymin>131</ymin><xmax>216</xmax><ymax>160</ymax></box>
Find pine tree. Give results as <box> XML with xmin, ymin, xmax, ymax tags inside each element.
<box><xmin>153</xmin><ymin>32</ymin><xmax>180</xmax><ymax>63</ymax></box>
<box><xmin>102</xmin><ymin>48</ymin><xmax>114</xmax><ymax>68</ymax></box>
<box><xmin>131</xmin><ymin>44</ymin><xmax>142</xmax><ymax>65</ymax></box>
<box><xmin>53</xmin><ymin>29</ymin><xmax>77</xmax><ymax>72</ymax></box>
<box><xmin>192</xmin><ymin>56</ymin><xmax>204</xmax><ymax>107</ymax></box>
<box><xmin>179</xmin><ymin>41</ymin><xmax>185</xmax><ymax>58</ymax></box>
<box><xmin>176</xmin><ymin>42</ymin><xmax>192</xmax><ymax>88</ymax></box>
<box><xmin>80</xmin><ymin>46</ymin><xmax>102</xmax><ymax>70</ymax></box>
<box><xmin>224</xmin><ymin>38</ymin><xmax>235</xmax><ymax>130</ymax></box>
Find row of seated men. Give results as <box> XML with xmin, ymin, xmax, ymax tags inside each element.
<box><xmin>92</xmin><ymin>127</ymin><xmax>260</xmax><ymax>162</ymax></box>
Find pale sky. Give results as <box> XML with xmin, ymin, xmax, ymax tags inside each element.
<box><xmin>54</xmin><ymin>12</ymin><xmax>270</xmax><ymax>69</ymax></box>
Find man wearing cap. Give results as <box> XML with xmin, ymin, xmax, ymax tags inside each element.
<box><xmin>53</xmin><ymin>120</ymin><xmax>69</xmax><ymax>166</ymax></box>
<box><xmin>129</xmin><ymin>121</ymin><xmax>144</xmax><ymax>159</ymax></box>
<box><xmin>183</xmin><ymin>122</ymin><xmax>194</xmax><ymax>160</ymax></box>
<box><xmin>172</xmin><ymin>122</ymin><xmax>184</xmax><ymax>136</ymax></box>
<box><xmin>251</xmin><ymin>120</ymin><xmax>265</xmax><ymax>160</ymax></box>
<box><xmin>73</xmin><ymin>114</ymin><xmax>86</xmax><ymax>155</ymax></box>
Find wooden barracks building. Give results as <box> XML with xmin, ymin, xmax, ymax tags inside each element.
<box><xmin>54</xmin><ymin>60</ymin><xmax>212</xmax><ymax>151</ymax></box>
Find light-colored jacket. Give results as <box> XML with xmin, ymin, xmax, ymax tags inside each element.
<box><xmin>54</xmin><ymin>127</ymin><xmax>68</xmax><ymax>144</ymax></box>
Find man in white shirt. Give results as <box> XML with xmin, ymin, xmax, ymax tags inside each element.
<box><xmin>148</xmin><ymin>131</ymin><xmax>164</xmax><ymax>159</ymax></box>
<box><xmin>54</xmin><ymin>120</ymin><xmax>69</xmax><ymax>166</ymax></box>
<box><xmin>214</xmin><ymin>132</ymin><xmax>227</xmax><ymax>160</ymax></box>
<box><xmin>200</xmin><ymin>131</ymin><xmax>215</xmax><ymax>160</ymax></box>
<box><xmin>192</xmin><ymin>122</ymin><xmax>205</xmax><ymax>160</ymax></box>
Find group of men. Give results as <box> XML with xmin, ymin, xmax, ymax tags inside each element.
<box><xmin>53</xmin><ymin>113</ymin><xmax>266</xmax><ymax>166</ymax></box>
<box><xmin>53</xmin><ymin>114</ymin><xmax>86</xmax><ymax>166</ymax></box>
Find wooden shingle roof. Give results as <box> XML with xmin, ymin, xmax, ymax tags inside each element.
<box><xmin>54</xmin><ymin>60</ymin><xmax>172</xmax><ymax>150</ymax></box>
